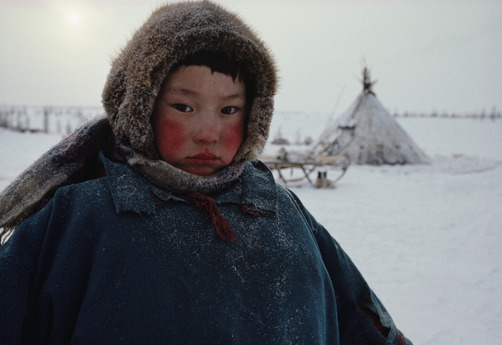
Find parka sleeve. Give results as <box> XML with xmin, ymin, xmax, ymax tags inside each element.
<box><xmin>0</xmin><ymin>198</ymin><xmax>54</xmax><ymax>345</ymax></box>
<box><xmin>286</xmin><ymin>189</ymin><xmax>412</xmax><ymax>345</ymax></box>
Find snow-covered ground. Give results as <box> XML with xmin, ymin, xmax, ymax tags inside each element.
<box><xmin>1</xmin><ymin>114</ymin><xmax>501</xmax><ymax>344</ymax></box>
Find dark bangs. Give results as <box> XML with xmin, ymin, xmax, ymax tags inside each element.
<box><xmin>173</xmin><ymin>51</ymin><xmax>255</xmax><ymax>102</ymax></box>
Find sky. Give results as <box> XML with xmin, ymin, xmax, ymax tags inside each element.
<box><xmin>1</xmin><ymin>0</ymin><xmax>501</xmax><ymax>115</ymax></box>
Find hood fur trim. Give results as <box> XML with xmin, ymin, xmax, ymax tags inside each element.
<box><xmin>102</xmin><ymin>0</ymin><xmax>277</xmax><ymax>162</ymax></box>
<box><xmin>1</xmin><ymin>1</ymin><xmax>277</xmax><ymax>243</ymax></box>
<box><xmin>122</xmin><ymin>147</ymin><xmax>246</xmax><ymax>196</ymax></box>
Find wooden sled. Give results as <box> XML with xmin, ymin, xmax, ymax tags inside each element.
<box><xmin>261</xmin><ymin>154</ymin><xmax>350</xmax><ymax>188</ymax></box>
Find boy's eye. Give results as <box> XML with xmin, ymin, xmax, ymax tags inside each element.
<box><xmin>221</xmin><ymin>106</ymin><xmax>238</xmax><ymax>115</ymax></box>
<box><xmin>173</xmin><ymin>104</ymin><xmax>193</xmax><ymax>112</ymax></box>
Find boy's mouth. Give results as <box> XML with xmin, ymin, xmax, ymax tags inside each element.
<box><xmin>189</xmin><ymin>152</ymin><xmax>218</xmax><ymax>162</ymax></box>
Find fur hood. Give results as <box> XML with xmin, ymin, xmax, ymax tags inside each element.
<box><xmin>0</xmin><ymin>1</ymin><xmax>277</xmax><ymax>240</ymax></box>
<box><xmin>103</xmin><ymin>0</ymin><xmax>277</xmax><ymax>162</ymax></box>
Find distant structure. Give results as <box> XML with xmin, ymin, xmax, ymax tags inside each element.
<box><xmin>312</xmin><ymin>68</ymin><xmax>429</xmax><ymax>165</ymax></box>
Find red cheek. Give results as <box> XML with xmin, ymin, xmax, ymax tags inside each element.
<box><xmin>160</xmin><ymin>120</ymin><xmax>186</xmax><ymax>149</ymax></box>
<box><xmin>222</xmin><ymin>121</ymin><xmax>245</xmax><ymax>150</ymax></box>
<box><xmin>154</xmin><ymin>117</ymin><xmax>190</xmax><ymax>161</ymax></box>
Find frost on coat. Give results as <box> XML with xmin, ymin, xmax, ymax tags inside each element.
<box><xmin>0</xmin><ymin>155</ymin><xmax>411</xmax><ymax>344</ymax></box>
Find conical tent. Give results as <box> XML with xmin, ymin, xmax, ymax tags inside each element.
<box><xmin>311</xmin><ymin>69</ymin><xmax>429</xmax><ymax>165</ymax></box>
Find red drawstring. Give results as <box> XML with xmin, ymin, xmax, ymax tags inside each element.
<box><xmin>241</xmin><ymin>204</ymin><xmax>263</xmax><ymax>217</ymax></box>
<box><xmin>183</xmin><ymin>192</ymin><xmax>235</xmax><ymax>242</ymax></box>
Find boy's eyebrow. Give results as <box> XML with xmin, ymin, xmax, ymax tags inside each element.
<box><xmin>166</xmin><ymin>87</ymin><xmax>245</xmax><ymax>100</ymax></box>
<box><xmin>165</xmin><ymin>87</ymin><xmax>196</xmax><ymax>96</ymax></box>
<box><xmin>223</xmin><ymin>93</ymin><xmax>246</xmax><ymax>100</ymax></box>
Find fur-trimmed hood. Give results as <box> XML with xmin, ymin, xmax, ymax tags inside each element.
<box><xmin>0</xmin><ymin>1</ymin><xmax>277</xmax><ymax>241</ymax></box>
<box><xmin>103</xmin><ymin>0</ymin><xmax>277</xmax><ymax>163</ymax></box>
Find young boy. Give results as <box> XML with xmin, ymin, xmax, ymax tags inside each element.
<box><xmin>0</xmin><ymin>1</ymin><xmax>412</xmax><ymax>344</ymax></box>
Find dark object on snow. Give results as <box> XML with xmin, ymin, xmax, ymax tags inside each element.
<box><xmin>0</xmin><ymin>117</ymin><xmax>113</xmax><ymax>241</ymax></box>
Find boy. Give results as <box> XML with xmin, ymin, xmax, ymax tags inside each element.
<box><xmin>0</xmin><ymin>1</ymin><xmax>412</xmax><ymax>344</ymax></box>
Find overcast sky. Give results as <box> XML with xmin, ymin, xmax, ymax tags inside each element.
<box><xmin>1</xmin><ymin>0</ymin><xmax>501</xmax><ymax>115</ymax></box>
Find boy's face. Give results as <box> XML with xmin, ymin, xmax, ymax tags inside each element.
<box><xmin>152</xmin><ymin>65</ymin><xmax>246</xmax><ymax>176</ymax></box>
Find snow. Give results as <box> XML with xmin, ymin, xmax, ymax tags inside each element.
<box><xmin>1</xmin><ymin>114</ymin><xmax>501</xmax><ymax>344</ymax></box>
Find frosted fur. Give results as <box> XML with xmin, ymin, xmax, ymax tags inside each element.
<box><xmin>102</xmin><ymin>0</ymin><xmax>277</xmax><ymax>194</ymax></box>
<box><xmin>102</xmin><ymin>0</ymin><xmax>277</xmax><ymax>162</ymax></box>
<box><xmin>121</xmin><ymin>147</ymin><xmax>246</xmax><ymax>195</ymax></box>
<box><xmin>0</xmin><ymin>1</ymin><xmax>277</xmax><ymax>240</ymax></box>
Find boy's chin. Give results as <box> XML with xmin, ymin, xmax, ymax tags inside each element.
<box><xmin>178</xmin><ymin>165</ymin><xmax>221</xmax><ymax>177</ymax></box>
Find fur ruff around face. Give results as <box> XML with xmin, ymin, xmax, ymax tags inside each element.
<box><xmin>0</xmin><ymin>1</ymin><xmax>277</xmax><ymax>242</ymax></box>
<box><xmin>102</xmin><ymin>0</ymin><xmax>277</xmax><ymax>162</ymax></box>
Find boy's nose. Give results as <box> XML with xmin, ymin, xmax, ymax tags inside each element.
<box><xmin>193</xmin><ymin>114</ymin><xmax>219</xmax><ymax>144</ymax></box>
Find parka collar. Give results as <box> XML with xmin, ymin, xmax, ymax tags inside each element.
<box><xmin>217</xmin><ymin>161</ymin><xmax>277</xmax><ymax>215</ymax></box>
<box><xmin>102</xmin><ymin>154</ymin><xmax>277</xmax><ymax>216</ymax></box>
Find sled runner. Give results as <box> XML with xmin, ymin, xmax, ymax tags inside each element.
<box><xmin>261</xmin><ymin>154</ymin><xmax>350</xmax><ymax>188</ymax></box>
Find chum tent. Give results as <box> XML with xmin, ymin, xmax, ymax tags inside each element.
<box><xmin>311</xmin><ymin>68</ymin><xmax>429</xmax><ymax>165</ymax></box>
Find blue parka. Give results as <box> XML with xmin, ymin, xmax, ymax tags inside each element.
<box><xmin>0</xmin><ymin>155</ymin><xmax>409</xmax><ymax>344</ymax></box>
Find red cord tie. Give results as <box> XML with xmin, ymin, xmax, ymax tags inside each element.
<box><xmin>184</xmin><ymin>192</ymin><xmax>235</xmax><ymax>242</ymax></box>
